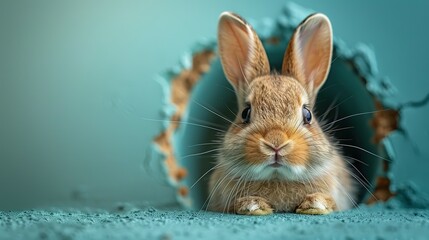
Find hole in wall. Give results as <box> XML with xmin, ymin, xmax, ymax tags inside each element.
<box><xmin>153</xmin><ymin>5</ymin><xmax>400</xmax><ymax>209</ymax></box>
<box><xmin>173</xmin><ymin>43</ymin><xmax>391</xmax><ymax>209</ymax></box>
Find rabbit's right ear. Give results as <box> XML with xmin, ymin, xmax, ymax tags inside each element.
<box><xmin>282</xmin><ymin>13</ymin><xmax>333</xmax><ymax>98</ymax></box>
<box><xmin>218</xmin><ymin>12</ymin><xmax>270</xmax><ymax>93</ymax></box>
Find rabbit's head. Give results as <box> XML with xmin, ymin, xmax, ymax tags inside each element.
<box><xmin>218</xmin><ymin>12</ymin><xmax>335</xmax><ymax>181</ymax></box>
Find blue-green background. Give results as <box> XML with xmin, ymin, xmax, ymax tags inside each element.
<box><xmin>0</xmin><ymin>0</ymin><xmax>428</xmax><ymax>210</ymax></box>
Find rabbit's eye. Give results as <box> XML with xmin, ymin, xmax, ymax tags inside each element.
<box><xmin>241</xmin><ymin>105</ymin><xmax>251</xmax><ymax>124</ymax></box>
<box><xmin>302</xmin><ymin>106</ymin><xmax>312</xmax><ymax>124</ymax></box>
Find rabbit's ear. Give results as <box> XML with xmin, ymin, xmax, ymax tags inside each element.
<box><xmin>282</xmin><ymin>13</ymin><xmax>333</xmax><ymax>96</ymax></box>
<box><xmin>218</xmin><ymin>12</ymin><xmax>270</xmax><ymax>92</ymax></box>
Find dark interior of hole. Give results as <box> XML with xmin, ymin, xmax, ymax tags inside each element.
<box><xmin>174</xmin><ymin>40</ymin><xmax>383</xmax><ymax>210</ymax></box>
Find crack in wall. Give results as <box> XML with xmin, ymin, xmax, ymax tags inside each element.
<box><xmin>366</xmin><ymin>101</ymin><xmax>399</xmax><ymax>203</ymax></box>
<box><xmin>342</xmin><ymin>56</ymin><xmax>398</xmax><ymax>204</ymax></box>
<box><xmin>342</xmin><ymin>50</ymin><xmax>429</xmax><ymax>206</ymax></box>
<box><xmin>153</xmin><ymin>50</ymin><xmax>215</xmax><ymax>199</ymax></box>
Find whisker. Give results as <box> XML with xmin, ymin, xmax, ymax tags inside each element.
<box><xmin>319</xmin><ymin>168</ymin><xmax>360</xmax><ymax>209</ymax></box>
<box><xmin>324</xmin><ymin>109</ymin><xmax>392</xmax><ymax>127</ymax></box>
<box><xmin>225</xmin><ymin>104</ymin><xmax>237</xmax><ymax>117</ymax></box>
<box><xmin>193</xmin><ymin>100</ymin><xmax>242</xmax><ymax>130</ymax></box>
<box><xmin>337</xmin><ymin>143</ymin><xmax>390</xmax><ymax>162</ymax></box>
<box><xmin>318</xmin><ymin>95</ymin><xmax>339</xmax><ymax>123</ymax></box>
<box><xmin>187</xmin><ymin>142</ymin><xmax>222</xmax><ymax>148</ymax></box>
<box><xmin>342</xmin><ymin>160</ymin><xmax>373</xmax><ymax>188</ymax></box>
<box><xmin>220</xmin><ymin>164</ymin><xmax>243</xmax><ymax>212</ymax></box>
<box><xmin>187</xmin><ymin>116</ymin><xmax>229</xmax><ymax>130</ymax></box>
<box><xmin>319</xmin><ymin>95</ymin><xmax>353</xmax><ymax>124</ymax></box>
<box><xmin>179</xmin><ymin>148</ymin><xmax>222</xmax><ymax>161</ymax></box>
<box><xmin>203</xmin><ymin>162</ymin><xmax>242</xmax><ymax>211</ymax></box>
<box><xmin>331</xmin><ymin>55</ymin><xmax>340</xmax><ymax>65</ymax></box>
<box><xmin>224</xmin><ymin>167</ymin><xmax>250</xmax><ymax>213</ymax></box>
<box><xmin>339</xmin><ymin>166</ymin><xmax>378</xmax><ymax>202</ymax></box>
<box><xmin>138</xmin><ymin>117</ymin><xmax>228</xmax><ymax>133</ymax></box>
<box><xmin>217</xmin><ymin>84</ymin><xmax>236</xmax><ymax>94</ymax></box>
<box><xmin>336</xmin><ymin>138</ymin><xmax>353</xmax><ymax>142</ymax></box>
<box><xmin>343</xmin><ymin>155</ymin><xmax>369</xmax><ymax>167</ymax></box>
<box><xmin>190</xmin><ymin>162</ymin><xmax>228</xmax><ymax>189</ymax></box>
<box><xmin>326</xmin><ymin>126</ymin><xmax>355</xmax><ymax>133</ymax></box>
<box><xmin>323</xmin><ymin>106</ymin><xmax>340</xmax><ymax>131</ymax></box>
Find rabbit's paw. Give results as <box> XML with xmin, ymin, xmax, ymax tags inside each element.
<box><xmin>235</xmin><ymin>196</ymin><xmax>273</xmax><ymax>216</ymax></box>
<box><xmin>296</xmin><ymin>192</ymin><xmax>336</xmax><ymax>215</ymax></box>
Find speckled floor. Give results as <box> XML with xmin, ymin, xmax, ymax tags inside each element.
<box><xmin>1</xmin><ymin>205</ymin><xmax>429</xmax><ymax>240</ymax></box>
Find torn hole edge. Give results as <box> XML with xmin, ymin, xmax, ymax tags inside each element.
<box><xmin>150</xmin><ymin>6</ymin><xmax>403</xmax><ymax>209</ymax></box>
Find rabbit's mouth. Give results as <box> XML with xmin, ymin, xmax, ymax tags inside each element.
<box><xmin>254</xmin><ymin>158</ymin><xmax>307</xmax><ymax>180</ymax></box>
<box><xmin>268</xmin><ymin>162</ymin><xmax>283</xmax><ymax>168</ymax></box>
<box><xmin>266</xmin><ymin>153</ymin><xmax>286</xmax><ymax>168</ymax></box>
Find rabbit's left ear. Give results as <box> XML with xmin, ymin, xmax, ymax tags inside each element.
<box><xmin>282</xmin><ymin>13</ymin><xmax>333</xmax><ymax>96</ymax></box>
<box><xmin>218</xmin><ymin>12</ymin><xmax>270</xmax><ymax>93</ymax></box>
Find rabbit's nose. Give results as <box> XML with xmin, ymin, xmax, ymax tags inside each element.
<box><xmin>260</xmin><ymin>129</ymin><xmax>292</xmax><ymax>156</ymax></box>
<box><xmin>260</xmin><ymin>139</ymin><xmax>291</xmax><ymax>156</ymax></box>
<box><xmin>261</xmin><ymin>140</ymin><xmax>287</xmax><ymax>151</ymax></box>
<box><xmin>264</xmin><ymin>129</ymin><xmax>288</xmax><ymax>147</ymax></box>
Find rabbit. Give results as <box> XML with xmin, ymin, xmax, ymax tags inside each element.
<box><xmin>207</xmin><ymin>12</ymin><xmax>355</xmax><ymax>215</ymax></box>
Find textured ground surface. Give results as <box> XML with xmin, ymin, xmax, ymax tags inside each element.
<box><xmin>1</xmin><ymin>205</ymin><xmax>429</xmax><ymax>240</ymax></box>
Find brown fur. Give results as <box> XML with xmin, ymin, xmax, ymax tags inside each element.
<box><xmin>209</xmin><ymin>12</ymin><xmax>354</xmax><ymax>215</ymax></box>
<box><xmin>209</xmin><ymin>165</ymin><xmax>343</xmax><ymax>213</ymax></box>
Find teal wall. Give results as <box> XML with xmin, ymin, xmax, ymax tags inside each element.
<box><xmin>1</xmin><ymin>0</ymin><xmax>428</xmax><ymax>210</ymax></box>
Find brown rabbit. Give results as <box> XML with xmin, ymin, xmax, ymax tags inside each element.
<box><xmin>208</xmin><ymin>12</ymin><xmax>355</xmax><ymax>215</ymax></box>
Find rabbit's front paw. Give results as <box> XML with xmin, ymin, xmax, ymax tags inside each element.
<box><xmin>296</xmin><ymin>192</ymin><xmax>336</xmax><ymax>215</ymax></box>
<box><xmin>235</xmin><ymin>196</ymin><xmax>273</xmax><ymax>216</ymax></box>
